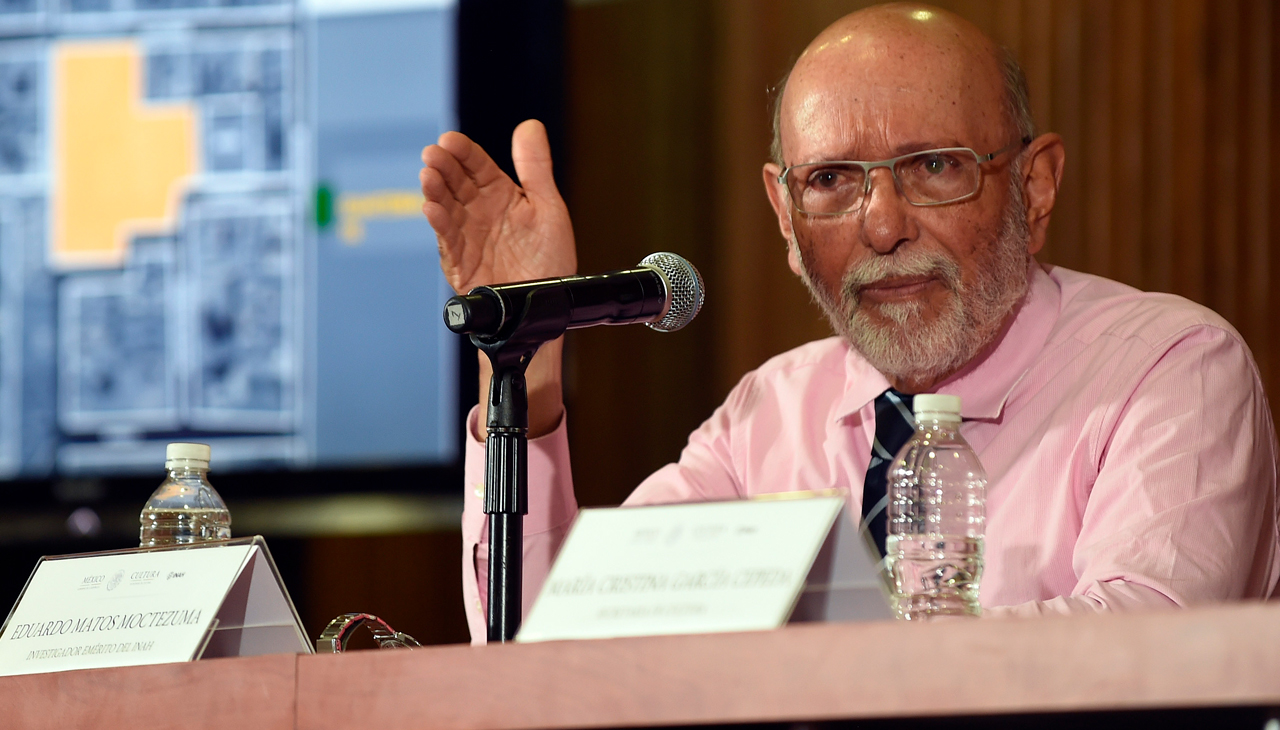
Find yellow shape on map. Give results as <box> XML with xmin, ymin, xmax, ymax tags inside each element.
<box><xmin>52</xmin><ymin>40</ymin><xmax>199</xmax><ymax>268</ymax></box>
<box><xmin>339</xmin><ymin>190</ymin><xmax>424</xmax><ymax>245</ymax></box>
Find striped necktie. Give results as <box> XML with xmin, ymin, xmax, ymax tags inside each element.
<box><xmin>861</xmin><ymin>388</ymin><xmax>916</xmax><ymax>559</ymax></box>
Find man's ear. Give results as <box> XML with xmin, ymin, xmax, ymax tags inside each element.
<box><xmin>763</xmin><ymin>162</ymin><xmax>796</xmax><ymax>238</ymax></box>
<box><xmin>1019</xmin><ymin>133</ymin><xmax>1065</xmax><ymax>257</ymax></box>
<box><xmin>763</xmin><ymin>163</ymin><xmax>806</xmax><ymax>277</ymax></box>
<box><xmin>786</xmin><ymin>237</ymin><xmax>804</xmax><ymax>277</ymax></box>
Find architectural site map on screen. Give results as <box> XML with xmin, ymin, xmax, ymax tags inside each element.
<box><xmin>0</xmin><ymin>0</ymin><xmax>458</xmax><ymax>478</ymax></box>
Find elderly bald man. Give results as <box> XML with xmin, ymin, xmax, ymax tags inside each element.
<box><xmin>421</xmin><ymin>3</ymin><xmax>1278</xmax><ymax>642</ymax></box>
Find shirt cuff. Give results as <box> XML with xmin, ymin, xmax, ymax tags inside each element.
<box><xmin>461</xmin><ymin>405</ymin><xmax>579</xmax><ymax>544</ymax></box>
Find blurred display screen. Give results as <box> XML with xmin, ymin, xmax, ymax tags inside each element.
<box><xmin>0</xmin><ymin>0</ymin><xmax>459</xmax><ymax>478</ymax></box>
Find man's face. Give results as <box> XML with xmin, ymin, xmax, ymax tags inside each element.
<box><xmin>764</xmin><ymin>26</ymin><xmax>1034</xmax><ymax>388</ymax></box>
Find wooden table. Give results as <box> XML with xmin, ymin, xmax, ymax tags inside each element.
<box><xmin>6</xmin><ymin>603</ymin><xmax>1279</xmax><ymax>729</ymax></box>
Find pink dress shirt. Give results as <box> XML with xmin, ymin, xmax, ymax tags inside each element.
<box><xmin>461</xmin><ymin>262</ymin><xmax>1280</xmax><ymax>642</ymax></box>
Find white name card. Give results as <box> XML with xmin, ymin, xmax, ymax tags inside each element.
<box><xmin>0</xmin><ymin>536</ymin><xmax>311</xmax><ymax>677</ymax></box>
<box><xmin>516</xmin><ymin>493</ymin><xmax>888</xmax><ymax>643</ymax></box>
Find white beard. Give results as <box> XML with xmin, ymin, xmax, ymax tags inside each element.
<box><xmin>795</xmin><ymin>179</ymin><xmax>1032</xmax><ymax>385</ymax></box>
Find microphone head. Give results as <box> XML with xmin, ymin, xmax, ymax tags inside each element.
<box><xmin>639</xmin><ymin>252</ymin><xmax>705</xmax><ymax>332</ymax></box>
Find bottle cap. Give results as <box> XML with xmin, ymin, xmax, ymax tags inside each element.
<box><xmin>165</xmin><ymin>442</ymin><xmax>211</xmax><ymax>466</ymax></box>
<box><xmin>913</xmin><ymin>394</ymin><xmax>962</xmax><ymax>419</ymax></box>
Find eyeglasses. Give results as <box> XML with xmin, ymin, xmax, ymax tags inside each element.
<box><xmin>777</xmin><ymin>137</ymin><xmax>1031</xmax><ymax>216</ymax></box>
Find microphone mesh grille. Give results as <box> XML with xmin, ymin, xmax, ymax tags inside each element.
<box><xmin>640</xmin><ymin>252</ymin><xmax>705</xmax><ymax>332</ymax></box>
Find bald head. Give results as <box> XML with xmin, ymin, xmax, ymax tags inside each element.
<box><xmin>770</xmin><ymin>4</ymin><xmax>1032</xmax><ymax>165</ymax></box>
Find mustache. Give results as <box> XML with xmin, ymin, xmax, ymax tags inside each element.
<box><xmin>843</xmin><ymin>248</ymin><xmax>963</xmax><ymax>302</ymax></box>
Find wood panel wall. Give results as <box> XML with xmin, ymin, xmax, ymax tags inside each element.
<box><xmin>563</xmin><ymin>0</ymin><xmax>1280</xmax><ymax>507</ymax></box>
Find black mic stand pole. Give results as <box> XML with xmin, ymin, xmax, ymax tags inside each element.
<box><xmin>468</xmin><ymin>287</ymin><xmax>572</xmax><ymax>643</ymax></box>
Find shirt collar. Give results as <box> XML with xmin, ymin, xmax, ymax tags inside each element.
<box><xmin>833</xmin><ymin>260</ymin><xmax>1060</xmax><ymax>423</ymax></box>
<box><xmin>834</xmin><ymin>345</ymin><xmax>892</xmax><ymax>423</ymax></box>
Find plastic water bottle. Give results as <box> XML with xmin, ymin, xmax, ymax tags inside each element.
<box><xmin>139</xmin><ymin>443</ymin><xmax>231</xmax><ymax>547</ymax></box>
<box><xmin>885</xmin><ymin>394</ymin><xmax>986</xmax><ymax>619</ymax></box>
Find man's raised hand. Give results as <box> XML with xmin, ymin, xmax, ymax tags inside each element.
<box><xmin>420</xmin><ymin>119</ymin><xmax>577</xmax><ymax>296</ymax></box>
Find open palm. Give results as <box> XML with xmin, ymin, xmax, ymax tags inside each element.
<box><xmin>420</xmin><ymin>120</ymin><xmax>576</xmax><ymax>295</ymax></box>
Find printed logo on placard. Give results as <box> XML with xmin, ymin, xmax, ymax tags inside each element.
<box><xmin>129</xmin><ymin>571</ymin><xmax>160</xmax><ymax>585</ymax></box>
<box><xmin>77</xmin><ymin>575</ymin><xmax>105</xmax><ymax>591</ymax></box>
<box><xmin>105</xmin><ymin>570</ymin><xmax>124</xmax><ymax>591</ymax></box>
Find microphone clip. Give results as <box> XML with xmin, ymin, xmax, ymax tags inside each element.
<box><xmin>466</xmin><ymin>285</ymin><xmax>570</xmax><ymax>644</ymax></box>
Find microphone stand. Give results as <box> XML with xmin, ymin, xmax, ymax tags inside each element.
<box><xmin>469</xmin><ymin>287</ymin><xmax>572</xmax><ymax>643</ymax></box>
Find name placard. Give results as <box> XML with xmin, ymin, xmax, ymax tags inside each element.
<box><xmin>0</xmin><ymin>537</ymin><xmax>310</xmax><ymax>677</ymax></box>
<box><xmin>517</xmin><ymin>493</ymin><xmax>884</xmax><ymax>643</ymax></box>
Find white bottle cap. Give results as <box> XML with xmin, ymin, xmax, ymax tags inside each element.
<box><xmin>913</xmin><ymin>394</ymin><xmax>962</xmax><ymax>420</ymax></box>
<box><xmin>166</xmin><ymin>442</ymin><xmax>211</xmax><ymax>467</ymax></box>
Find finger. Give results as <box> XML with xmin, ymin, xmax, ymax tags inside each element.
<box><xmin>424</xmin><ymin>201</ymin><xmax>474</xmax><ymax>294</ymax></box>
<box><xmin>422</xmin><ymin>143</ymin><xmax>483</xmax><ymax>204</ymax></box>
<box><xmin>420</xmin><ymin>166</ymin><xmax>460</xmax><ymax>217</ymax></box>
<box><xmin>421</xmin><ymin>198</ymin><xmax>453</xmax><ymax>247</ymax></box>
<box><xmin>438</xmin><ymin>130</ymin><xmax>511</xmax><ymax>190</ymax></box>
<box><xmin>423</xmin><ymin>199</ymin><xmax>463</xmax><ymax>262</ymax></box>
<box><xmin>422</xmin><ymin>192</ymin><xmax>470</xmax><ymax>284</ymax></box>
<box><xmin>420</xmin><ymin>167</ymin><xmax>467</xmax><ymax>241</ymax></box>
<box><xmin>511</xmin><ymin>119</ymin><xmax>563</xmax><ymax>205</ymax></box>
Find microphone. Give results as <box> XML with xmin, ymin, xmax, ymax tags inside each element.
<box><xmin>443</xmin><ymin>252</ymin><xmax>705</xmax><ymax>338</ymax></box>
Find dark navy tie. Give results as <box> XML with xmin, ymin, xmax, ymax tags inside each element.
<box><xmin>861</xmin><ymin>388</ymin><xmax>916</xmax><ymax>558</ymax></box>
